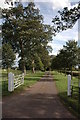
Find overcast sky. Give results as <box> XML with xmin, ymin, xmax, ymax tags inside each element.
<box><xmin>0</xmin><ymin>0</ymin><xmax>80</xmax><ymax>56</ymax></box>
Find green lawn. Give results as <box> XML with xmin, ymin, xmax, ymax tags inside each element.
<box><xmin>51</xmin><ymin>71</ymin><xmax>80</xmax><ymax>118</ymax></box>
<box><xmin>1</xmin><ymin>69</ymin><xmax>44</xmax><ymax>96</ymax></box>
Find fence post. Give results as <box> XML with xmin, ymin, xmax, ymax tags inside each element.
<box><xmin>67</xmin><ymin>74</ymin><xmax>71</xmax><ymax>96</ymax></box>
<box><xmin>79</xmin><ymin>80</ymin><xmax>80</xmax><ymax>101</ymax></box>
<box><xmin>22</xmin><ymin>73</ymin><xmax>24</xmax><ymax>84</ymax></box>
<box><xmin>79</xmin><ymin>80</ymin><xmax>80</xmax><ymax>88</ymax></box>
<box><xmin>8</xmin><ymin>72</ymin><xmax>14</xmax><ymax>92</ymax></box>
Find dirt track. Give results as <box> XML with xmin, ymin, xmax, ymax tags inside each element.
<box><xmin>2</xmin><ymin>72</ymin><xmax>76</xmax><ymax>118</ymax></box>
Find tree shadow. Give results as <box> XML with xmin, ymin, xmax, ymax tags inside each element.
<box><xmin>58</xmin><ymin>91</ymin><xmax>80</xmax><ymax>118</ymax></box>
<box><xmin>2</xmin><ymin>92</ymin><xmax>76</xmax><ymax>118</ymax></box>
<box><xmin>24</xmin><ymin>77</ymin><xmax>41</xmax><ymax>81</ymax></box>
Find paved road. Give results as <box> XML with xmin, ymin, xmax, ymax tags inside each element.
<box><xmin>2</xmin><ymin>72</ymin><xmax>76</xmax><ymax>118</ymax></box>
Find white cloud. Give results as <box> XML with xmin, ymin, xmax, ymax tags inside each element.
<box><xmin>68</xmin><ymin>3</ymin><xmax>78</xmax><ymax>10</ymax></box>
<box><xmin>74</xmin><ymin>34</ymin><xmax>78</xmax><ymax>42</ymax></box>
<box><xmin>21</xmin><ymin>0</ymin><xmax>70</xmax><ymax>10</ymax></box>
<box><xmin>48</xmin><ymin>42</ymin><xmax>63</xmax><ymax>55</ymax></box>
<box><xmin>0</xmin><ymin>0</ymin><xmax>12</xmax><ymax>8</ymax></box>
<box><xmin>1</xmin><ymin>0</ymin><xmax>78</xmax><ymax>10</ymax></box>
<box><xmin>51</xmin><ymin>0</ymin><xmax>70</xmax><ymax>10</ymax></box>
<box><xmin>49</xmin><ymin>20</ymin><xmax>78</xmax><ymax>55</ymax></box>
<box><xmin>53</xmin><ymin>30</ymin><xmax>78</xmax><ymax>42</ymax></box>
<box><xmin>53</xmin><ymin>20</ymin><xmax>78</xmax><ymax>41</ymax></box>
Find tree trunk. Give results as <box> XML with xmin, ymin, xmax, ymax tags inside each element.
<box><xmin>7</xmin><ymin>67</ymin><xmax>10</xmax><ymax>78</ymax></box>
<box><xmin>71</xmin><ymin>65</ymin><xmax>73</xmax><ymax>79</ymax></box>
<box><xmin>23</xmin><ymin>64</ymin><xmax>26</xmax><ymax>75</ymax></box>
<box><xmin>32</xmin><ymin>60</ymin><xmax>35</xmax><ymax>73</ymax></box>
<box><xmin>32</xmin><ymin>66</ymin><xmax>35</xmax><ymax>73</ymax></box>
<box><xmin>20</xmin><ymin>39</ymin><xmax>26</xmax><ymax>75</ymax></box>
<box><xmin>21</xmin><ymin>58</ymin><xmax>26</xmax><ymax>75</ymax></box>
<box><xmin>64</xmin><ymin>68</ymin><xmax>66</xmax><ymax>76</ymax></box>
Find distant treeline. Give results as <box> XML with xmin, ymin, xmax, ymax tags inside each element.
<box><xmin>59</xmin><ymin>70</ymin><xmax>80</xmax><ymax>77</ymax></box>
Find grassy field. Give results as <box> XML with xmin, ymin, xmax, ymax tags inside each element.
<box><xmin>1</xmin><ymin>69</ymin><xmax>45</xmax><ymax>96</ymax></box>
<box><xmin>51</xmin><ymin>71</ymin><xmax>80</xmax><ymax>118</ymax></box>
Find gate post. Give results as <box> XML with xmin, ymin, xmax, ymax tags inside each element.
<box><xmin>67</xmin><ymin>74</ymin><xmax>71</xmax><ymax>96</ymax></box>
<box><xmin>22</xmin><ymin>73</ymin><xmax>24</xmax><ymax>84</ymax></box>
<box><xmin>79</xmin><ymin>80</ymin><xmax>80</xmax><ymax>101</ymax></box>
<box><xmin>8</xmin><ymin>72</ymin><xmax>14</xmax><ymax>92</ymax></box>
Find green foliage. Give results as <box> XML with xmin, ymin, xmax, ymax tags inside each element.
<box><xmin>2</xmin><ymin>69</ymin><xmax>44</xmax><ymax>96</ymax></box>
<box><xmin>51</xmin><ymin>56</ymin><xmax>60</xmax><ymax>70</ymax></box>
<box><xmin>2</xmin><ymin>43</ymin><xmax>15</xmax><ymax>69</ymax></box>
<box><xmin>52</xmin><ymin>71</ymin><xmax>80</xmax><ymax>117</ymax></box>
<box><xmin>78</xmin><ymin>47</ymin><xmax>80</xmax><ymax>68</ymax></box>
<box><xmin>34</xmin><ymin>54</ymin><xmax>44</xmax><ymax>71</ymax></box>
<box><xmin>63</xmin><ymin>40</ymin><xmax>78</xmax><ymax>67</ymax></box>
<box><xmin>51</xmin><ymin>40</ymin><xmax>78</xmax><ymax>73</ymax></box>
<box><xmin>4</xmin><ymin>1</ymin><xmax>80</xmax><ymax>72</ymax></box>
<box><xmin>52</xmin><ymin>3</ymin><xmax>80</xmax><ymax>35</ymax></box>
<box><xmin>24</xmin><ymin>54</ymin><xmax>44</xmax><ymax>71</ymax></box>
<box><xmin>5</xmin><ymin>1</ymin><xmax>80</xmax><ymax>36</ymax></box>
<box><xmin>2</xmin><ymin>2</ymin><xmax>53</xmax><ymax>72</ymax></box>
<box><xmin>39</xmin><ymin>46</ymin><xmax>51</xmax><ymax>70</ymax></box>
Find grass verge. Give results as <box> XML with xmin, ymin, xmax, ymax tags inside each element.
<box><xmin>51</xmin><ymin>71</ymin><xmax>80</xmax><ymax>118</ymax></box>
<box><xmin>2</xmin><ymin>70</ymin><xmax>44</xmax><ymax>96</ymax></box>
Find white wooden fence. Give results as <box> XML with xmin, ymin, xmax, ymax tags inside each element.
<box><xmin>8</xmin><ymin>72</ymin><xmax>24</xmax><ymax>92</ymax></box>
<box><xmin>67</xmin><ymin>74</ymin><xmax>80</xmax><ymax>97</ymax></box>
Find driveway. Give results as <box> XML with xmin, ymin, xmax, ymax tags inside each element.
<box><xmin>2</xmin><ymin>72</ymin><xmax>76</xmax><ymax>118</ymax></box>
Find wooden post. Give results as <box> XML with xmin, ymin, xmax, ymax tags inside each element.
<box><xmin>22</xmin><ymin>73</ymin><xmax>24</xmax><ymax>84</ymax></box>
<box><xmin>71</xmin><ymin>86</ymin><xmax>73</xmax><ymax>97</ymax></box>
<box><xmin>79</xmin><ymin>80</ymin><xmax>80</xmax><ymax>102</ymax></box>
<box><xmin>8</xmin><ymin>72</ymin><xmax>14</xmax><ymax>92</ymax></box>
<box><xmin>67</xmin><ymin>74</ymin><xmax>71</xmax><ymax>96</ymax></box>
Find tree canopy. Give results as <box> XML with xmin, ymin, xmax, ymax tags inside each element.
<box><xmin>2</xmin><ymin>2</ymin><xmax>53</xmax><ymax>73</ymax></box>
<box><xmin>51</xmin><ymin>40</ymin><xmax>79</xmax><ymax>76</ymax></box>
<box><xmin>3</xmin><ymin>1</ymin><xmax>80</xmax><ymax>73</ymax></box>
<box><xmin>2</xmin><ymin>43</ymin><xmax>16</xmax><ymax>69</ymax></box>
<box><xmin>52</xmin><ymin>2</ymin><xmax>80</xmax><ymax>35</ymax></box>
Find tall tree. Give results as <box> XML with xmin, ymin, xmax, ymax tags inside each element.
<box><xmin>51</xmin><ymin>40</ymin><xmax>78</xmax><ymax>77</ymax></box>
<box><xmin>2</xmin><ymin>2</ymin><xmax>53</xmax><ymax>74</ymax></box>
<box><xmin>5</xmin><ymin>1</ymin><xmax>80</xmax><ymax>34</ymax></box>
<box><xmin>64</xmin><ymin>40</ymin><xmax>78</xmax><ymax>76</ymax></box>
<box><xmin>2</xmin><ymin>43</ymin><xmax>15</xmax><ymax>74</ymax></box>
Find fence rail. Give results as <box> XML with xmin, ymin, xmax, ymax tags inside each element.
<box><xmin>67</xmin><ymin>74</ymin><xmax>80</xmax><ymax>100</ymax></box>
<box><xmin>14</xmin><ymin>74</ymin><xmax>24</xmax><ymax>89</ymax></box>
